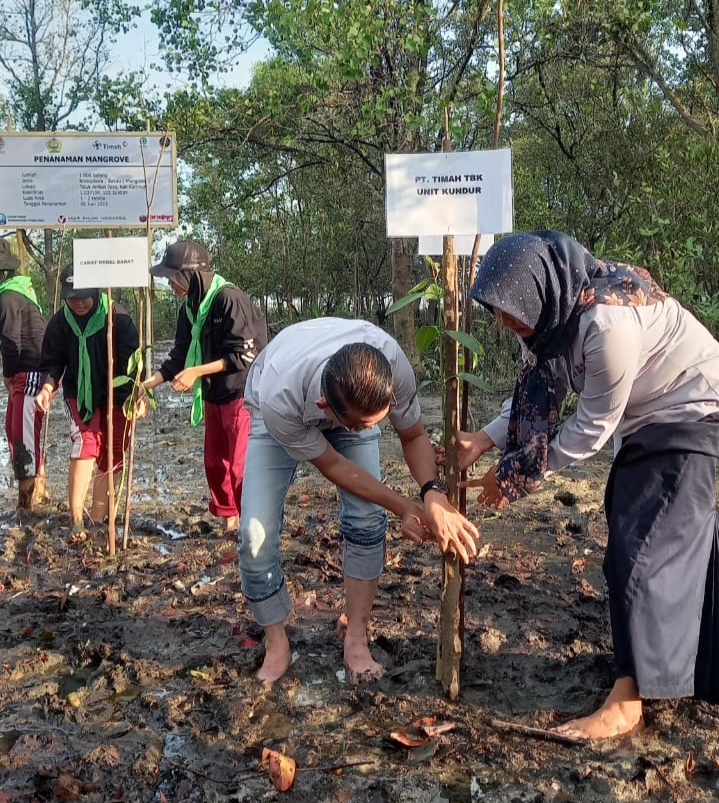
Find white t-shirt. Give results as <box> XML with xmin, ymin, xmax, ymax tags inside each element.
<box><xmin>244</xmin><ymin>317</ymin><xmax>422</xmax><ymax>461</ymax></box>
<box><xmin>483</xmin><ymin>298</ymin><xmax>719</xmax><ymax>472</ymax></box>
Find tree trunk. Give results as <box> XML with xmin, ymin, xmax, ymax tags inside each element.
<box><xmin>390</xmin><ymin>237</ymin><xmax>421</xmax><ymax>375</ymax></box>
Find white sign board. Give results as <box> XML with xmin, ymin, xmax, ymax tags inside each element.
<box><xmin>385</xmin><ymin>149</ymin><xmax>513</xmax><ymax>237</ymax></box>
<box><xmin>0</xmin><ymin>132</ymin><xmax>177</xmax><ymax>229</ymax></box>
<box><xmin>418</xmin><ymin>233</ymin><xmax>495</xmax><ymax>257</ymax></box>
<box><xmin>73</xmin><ymin>237</ymin><xmax>149</xmax><ymax>289</ymax></box>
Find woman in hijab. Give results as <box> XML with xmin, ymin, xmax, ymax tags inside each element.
<box><xmin>459</xmin><ymin>230</ymin><xmax>719</xmax><ymax>739</ymax></box>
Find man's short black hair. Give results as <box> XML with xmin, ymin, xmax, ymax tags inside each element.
<box><xmin>321</xmin><ymin>343</ymin><xmax>393</xmax><ymax>418</ymax></box>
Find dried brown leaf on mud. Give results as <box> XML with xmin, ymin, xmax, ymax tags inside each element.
<box><xmin>260</xmin><ymin>747</ymin><xmax>296</xmax><ymax>791</ymax></box>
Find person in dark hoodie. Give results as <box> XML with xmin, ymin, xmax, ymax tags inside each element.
<box><xmin>142</xmin><ymin>241</ymin><xmax>268</xmax><ymax>534</ymax></box>
<box><xmin>35</xmin><ymin>264</ymin><xmax>140</xmax><ymax>535</ymax></box>
<box><xmin>0</xmin><ymin>238</ymin><xmax>47</xmax><ymax>509</ymax></box>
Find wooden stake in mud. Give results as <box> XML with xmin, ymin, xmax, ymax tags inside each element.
<box><xmin>103</xmin><ymin>229</ymin><xmax>117</xmax><ymax>556</ymax></box>
<box><xmin>122</xmin><ymin>290</ymin><xmax>142</xmax><ymax>551</ymax></box>
<box><xmin>436</xmin><ymin>119</ymin><xmax>464</xmax><ymax>699</ymax></box>
<box><xmin>106</xmin><ymin>284</ymin><xmax>116</xmax><ymax>556</ymax></box>
<box><xmin>121</xmin><ymin>128</ymin><xmax>169</xmax><ymax>549</ymax></box>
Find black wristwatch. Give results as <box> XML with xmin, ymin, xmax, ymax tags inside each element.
<box><xmin>419</xmin><ymin>478</ymin><xmax>448</xmax><ymax>502</ymax></box>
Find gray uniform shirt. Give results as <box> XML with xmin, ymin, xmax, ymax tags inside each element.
<box><xmin>483</xmin><ymin>298</ymin><xmax>719</xmax><ymax>472</ymax></box>
<box><xmin>244</xmin><ymin>317</ymin><xmax>422</xmax><ymax>461</ymax></box>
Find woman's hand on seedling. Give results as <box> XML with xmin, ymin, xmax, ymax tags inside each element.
<box><xmin>459</xmin><ymin>464</ymin><xmax>508</xmax><ymax>510</ymax></box>
<box><xmin>435</xmin><ymin>429</ymin><xmax>496</xmax><ymax>471</ymax></box>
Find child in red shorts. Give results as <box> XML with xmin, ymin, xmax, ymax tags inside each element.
<box><xmin>35</xmin><ymin>265</ymin><xmax>139</xmax><ymax>534</ymax></box>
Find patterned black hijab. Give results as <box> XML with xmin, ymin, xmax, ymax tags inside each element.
<box><xmin>470</xmin><ymin>230</ymin><xmax>602</xmax><ymax>359</ymax></box>
<box><xmin>470</xmin><ymin>230</ymin><xmax>667</xmax><ymax>502</ymax></box>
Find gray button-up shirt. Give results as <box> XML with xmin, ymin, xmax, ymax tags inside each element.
<box><xmin>245</xmin><ymin>317</ymin><xmax>422</xmax><ymax>461</ymax></box>
<box><xmin>483</xmin><ymin>298</ymin><xmax>719</xmax><ymax>472</ymax></box>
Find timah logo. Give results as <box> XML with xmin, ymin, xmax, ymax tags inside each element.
<box><xmin>46</xmin><ymin>137</ymin><xmax>61</xmax><ymax>154</ymax></box>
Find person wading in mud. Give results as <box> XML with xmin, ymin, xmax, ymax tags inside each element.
<box><xmin>238</xmin><ymin>317</ymin><xmax>479</xmax><ymax>684</ymax></box>
<box><xmin>0</xmin><ymin>239</ymin><xmax>47</xmax><ymax>510</ymax></box>
<box><xmin>35</xmin><ymin>265</ymin><xmax>140</xmax><ymax>536</ymax></box>
<box><xmin>456</xmin><ymin>230</ymin><xmax>719</xmax><ymax>740</ymax></box>
<box><xmin>142</xmin><ymin>241</ymin><xmax>268</xmax><ymax>535</ymax></box>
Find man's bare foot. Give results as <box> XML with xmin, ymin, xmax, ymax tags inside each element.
<box><xmin>343</xmin><ymin>633</ymin><xmax>384</xmax><ymax>685</ymax></box>
<box><xmin>257</xmin><ymin>627</ymin><xmax>291</xmax><ymax>683</ymax></box>
<box><xmin>554</xmin><ymin>677</ymin><xmax>644</xmax><ymax>740</ymax></box>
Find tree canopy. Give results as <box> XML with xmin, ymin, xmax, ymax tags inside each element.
<box><xmin>3</xmin><ymin>0</ymin><xmax>719</xmax><ymax>347</ymax></box>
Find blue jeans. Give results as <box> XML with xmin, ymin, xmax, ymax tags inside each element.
<box><xmin>238</xmin><ymin>415</ymin><xmax>388</xmax><ymax>626</ymax></box>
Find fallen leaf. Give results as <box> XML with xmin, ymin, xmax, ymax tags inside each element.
<box><xmin>390</xmin><ymin>716</ymin><xmax>456</xmax><ymax>747</ymax></box>
<box><xmin>189</xmin><ymin>669</ymin><xmax>213</xmax><ymax>682</ymax></box>
<box><xmin>260</xmin><ymin>747</ymin><xmax>296</xmax><ymax>791</ymax></box>
<box><xmin>420</xmin><ymin>719</ymin><xmax>456</xmax><ymax>738</ymax></box>
<box><xmin>219</xmin><ymin>551</ymin><xmax>237</xmax><ymax>566</ymax></box>
<box><xmin>390</xmin><ymin>720</ymin><xmax>431</xmax><ymax>748</ymax></box>
<box><xmin>477</xmin><ymin>542</ymin><xmax>491</xmax><ymax>559</ymax></box>
<box><xmin>386</xmin><ymin>550</ymin><xmax>402</xmax><ymax>567</ymax></box>
<box><xmin>294</xmin><ymin>526</ymin><xmax>306</xmax><ymax>537</ymax></box>
<box><xmin>685</xmin><ymin>751</ymin><xmax>696</xmax><ymax>777</ymax></box>
<box><xmin>571</xmin><ymin>558</ymin><xmax>587</xmax><ymax>571</ymax></box>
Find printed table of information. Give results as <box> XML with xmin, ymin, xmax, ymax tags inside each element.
<box><xmin>0</xmin><ymin>132</ymin><xmax>177</xmax><ymax>229</ymax></box>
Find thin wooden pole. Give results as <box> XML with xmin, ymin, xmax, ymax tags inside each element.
<box><xmin>122</xmin><ymin>290</ymin><xmax>142</xmax><ymax>550</ymax></box>
<box><xmin>436</xmin><ymin>122</ymin><xmax>463</xmax><ymax>699</ymax></box>
<box><xmin>106</xmin><ymin>284</ymin><xmax>116</xmax><ymax>555</ymax></box>
<box><xmin>103</xmin><ymin>226</ymin><xmax>117</xmax><ymax>556</ymax></box>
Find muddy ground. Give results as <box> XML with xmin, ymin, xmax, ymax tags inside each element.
<box><xmin>1</xmin><ymin>382</ymin><xmax>719</xmax><ymax>803</ymax></box>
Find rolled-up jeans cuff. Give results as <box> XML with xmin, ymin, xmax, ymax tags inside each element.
<box><xmin>246</xmin><ymin>581</ymin><xmax>292</xmax><ymax>627</ymax></box>
<box><xmin>344</xmin><ymin>540</ymin><xmax>385</xmax><ymax>581</ymax></box>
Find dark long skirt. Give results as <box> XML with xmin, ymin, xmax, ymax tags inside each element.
<box><xmin>603</xmin><ymin>415</ymin><xmax>719</xmax><ymax>701</ymax></box>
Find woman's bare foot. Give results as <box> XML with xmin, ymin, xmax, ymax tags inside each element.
<box><xmin>257</xmin><ymin>624</ymin><xmax>291</xmax><ymax>683</ymax></box>
<box><xmin>343</xmin><ymin>633</ymin><xmax>384</xmax><ymax>685</ymax></box>
<box><xmin>554</xmin><ymin>677</ymin><xmax>644</xmax><ymax>740</ymax></box>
